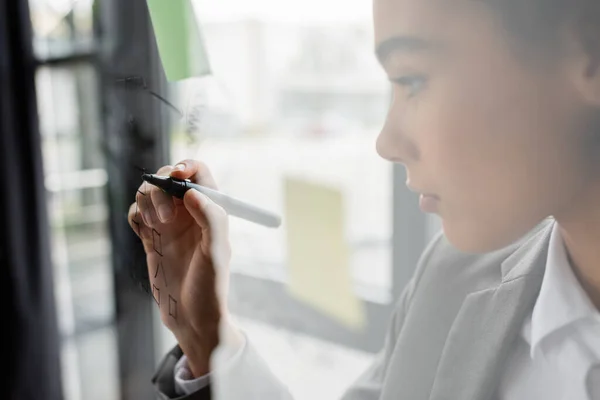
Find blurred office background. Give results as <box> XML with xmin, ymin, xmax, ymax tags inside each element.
<box><xmin>3</xmin><ymin>0</ymin><xmax>442</xmax><ymax>399</ymax></box>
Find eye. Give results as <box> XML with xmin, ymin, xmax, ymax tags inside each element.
<box><xmin>391</xmin><ymin>75</ymin><xmax>428</xmax><ymax>98</ymax></box>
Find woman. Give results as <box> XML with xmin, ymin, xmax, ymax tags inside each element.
<box><xmin>129</xmin><ymin>0</ymin><xmax>600</xmax><ymax>398</ymax></box>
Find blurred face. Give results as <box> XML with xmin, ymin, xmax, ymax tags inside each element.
<box><xmin>374</xmin><ymin>0</ymin><xmax>598</xmax><ymax>252</ymax></box>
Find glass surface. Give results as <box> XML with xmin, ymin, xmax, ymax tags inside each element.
<box><xmin>36</xmin><ymin>61</ymin><xmax>118</xmax><ymax>400</ymax></box>
<box><xmin>26</xmin><ymin>0</ymin><xmax>597</xmax><ymax>399</ymax></box>
<box><xmin>167</xmin><ymin>1</ymin><xmax>393</xmax><ymax>302</ymax></box>
<box><xmin>160</xmin><ymin>1</ymin><xmax>393</xmax><ymax>397</ymax></box>
<box><xmin>30</xmin><ymin>0</ymin><xmax>400</xmax><ymax>398</ymax></box>
<box><xmin>29</xmin><ymin>0</ymin><xmax>96</xmax><ymax>60</ymax></box>
<box><xmin>29</xmin><ymin>1</ymin><xmax>119</xmax><ymax>397</ymax></box>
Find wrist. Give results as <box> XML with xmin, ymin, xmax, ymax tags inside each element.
<box><xmin>175</xmin><ymin>314</ymin><xmax>245</xmax><ymax>378</ymax></box>
<box><xmin>177</xmin><ymin>323</ymin><xmax>220</xmax><ymax>377</ymax></box>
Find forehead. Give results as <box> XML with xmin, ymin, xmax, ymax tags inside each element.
<box><xmin>373</xmin><ymin>0</ymin><xmax>489</xmax><ymax>44</ymax></box>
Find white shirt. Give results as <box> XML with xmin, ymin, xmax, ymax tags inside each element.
<box><xmin>174</xmin><ymin>335</ymin><xmax>247</xmax><ymax>395</ymax></box>
<box><xmin>499</xmin><ymin>223</ymin><xmax>600</xmax><ymax>400</ymax></box>
<box><xmin>176</xmin><ymin>223</ymin><xmax>600</xmax><ymax>398</ymax></box>
<box><xmin>174</xmin><ymin>355</ymin><xmax>212</xmax><ymax>395</ymax></box>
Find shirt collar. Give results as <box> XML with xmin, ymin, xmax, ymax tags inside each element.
<box><xmin>529</xmin><ymin>222</ymin><xmax>599</xmax><ymax>358</ymax></box>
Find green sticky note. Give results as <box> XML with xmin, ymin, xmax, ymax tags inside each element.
<box><xmin>146</xmin><ymin>0</ymin><xmax>211</xmax><ymax>81</ymax></box>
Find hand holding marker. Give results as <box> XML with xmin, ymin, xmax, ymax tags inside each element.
<box><xmin>142</xmin><ymin>174</ymin><xmax>282</xmax><ymax>228</ymax></box>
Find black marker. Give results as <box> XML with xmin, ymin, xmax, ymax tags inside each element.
<box><xmin>142</xmin><ymin>174</ymin><xmax>282</xmax><ymax>228</ymax></box>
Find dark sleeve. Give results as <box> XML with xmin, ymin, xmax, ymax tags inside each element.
<box><xmin>152</xmin><ymin>346</ymin><xmax>212</xmax><ymax>400</ymax></box>
<box><xmin>152</xmin><ymin>335</ymin><xmax>293</xmax><ymax>400</ymax></box>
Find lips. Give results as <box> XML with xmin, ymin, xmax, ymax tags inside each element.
<box><xmin>406</xmin><ymin>182</ymin><xmax>440</xmax><ymax>213</ymax></box>
<box><xmin>406</xmin><ymin>183</ymin><xmax>439</xmax><ymax>199</ymax></box>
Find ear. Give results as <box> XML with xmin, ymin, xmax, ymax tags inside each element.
<box><xmin>566</xmin><ymin>13</ymin><xmax>600</xmax><ymax>106</ymax></box>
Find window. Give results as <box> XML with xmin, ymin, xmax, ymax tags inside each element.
<box><xmin>29</xmin><ymin>0</ymin><xmax>431</xmax><ymax>398</ymax></box>
<box><xmin>156</xmin><ymin>1</ymin><xmax>428</xmax><ymax>397</ymax></box>
<box><xmin>30</xmin><ymin>1</ymin><xmax>120</xmax><ymax>399</ymax></box>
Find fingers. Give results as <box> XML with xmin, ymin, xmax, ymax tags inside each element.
<box><xmin>132</xmin><ymin>160</ymin><xmax>217</xmax><ymax>228</ymax></box>
<box><xmin>151</xmin><ymin>165</ymin><xmax>177</xmax><ymax>223</ymax></box>
<box><xmin>136</xmin><ymin>165</ymin><xmax>171</xmax><ymax>227</ymax></box>
<box><xmin>170</xmin><ymin>159</ymin><xmax>218</xmax><ymax>190</ymax></box>
<box><xmin>128</xmin><ymin>202</ymin><xmax>151</xmax><ymax>239</ymax></box>
<box><xmin>136</xmin><ymin>182</ymin><xmax>160</xmax><ymax>227</ymax></box>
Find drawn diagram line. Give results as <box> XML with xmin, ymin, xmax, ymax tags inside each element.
<box><xmin>137</xmin><ymin>172</ymin><xmax>176</xmax><ymax>318</ymax></box>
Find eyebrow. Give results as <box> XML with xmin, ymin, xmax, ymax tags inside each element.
<box><xmin>375</xmin><ymin>36</ymin><xmax>436</xmax><ymax>66</ymax></box>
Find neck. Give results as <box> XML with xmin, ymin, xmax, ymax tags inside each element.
<box><xmin>555</xmin><ymin>183</ymin><xmax>600</xmax><ymax>311</ymax></box>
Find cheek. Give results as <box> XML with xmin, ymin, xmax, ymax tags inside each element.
<box><xmin>413</xmin><ymin>73</ymin><xmax>581</xmax><ymax>251</ymax></box>
<box><xmin>418</xmin><ymin>78</ymin><xmax>518</xmax><ymax>199</ymax></box>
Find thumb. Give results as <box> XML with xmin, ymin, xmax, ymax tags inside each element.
<box><xmin>183</xmin><ymin>189</ymin><xmax>231</xmax><ymax>301</ymax></box>
<box><xmin>183</xmin><ymin>189</ymin><xmax>229</xmax><ymax>241</ymax></box>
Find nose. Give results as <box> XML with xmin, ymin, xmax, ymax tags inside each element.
<box><xmin>376</xmin><ymin>125</ymin><xmax>401</xmax><ymax>163</ymax></box>
<box><xmin>376</xmin><ymin>103</ymin><xmax>416</xmax><ymax>164</ymax></box>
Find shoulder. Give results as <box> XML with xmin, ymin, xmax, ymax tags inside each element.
<box><xmin>405</xmin><ymin>217</ymin><xmax>554</xmax><ymax>309</ymax></box>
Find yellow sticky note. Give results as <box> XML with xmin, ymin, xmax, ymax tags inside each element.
<box><xmin>284</xmin><ymin>178</ymin><xmax>365</xmax><ymax>330</ymax></box>
<box><xmin>146</xmin><ymin>0</ymin><xmax>211</xmax><ymax>81</ymax></box>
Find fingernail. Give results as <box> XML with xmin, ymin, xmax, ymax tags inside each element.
<box><xmin>158</xmin><ymin>204</ymin><xmax>173</xmax><ymax>222</ymax></box>
<box><xmin>173</xmin><ymin>164</ymin><xmax>185</xmax><ymax>172</ymax></box>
